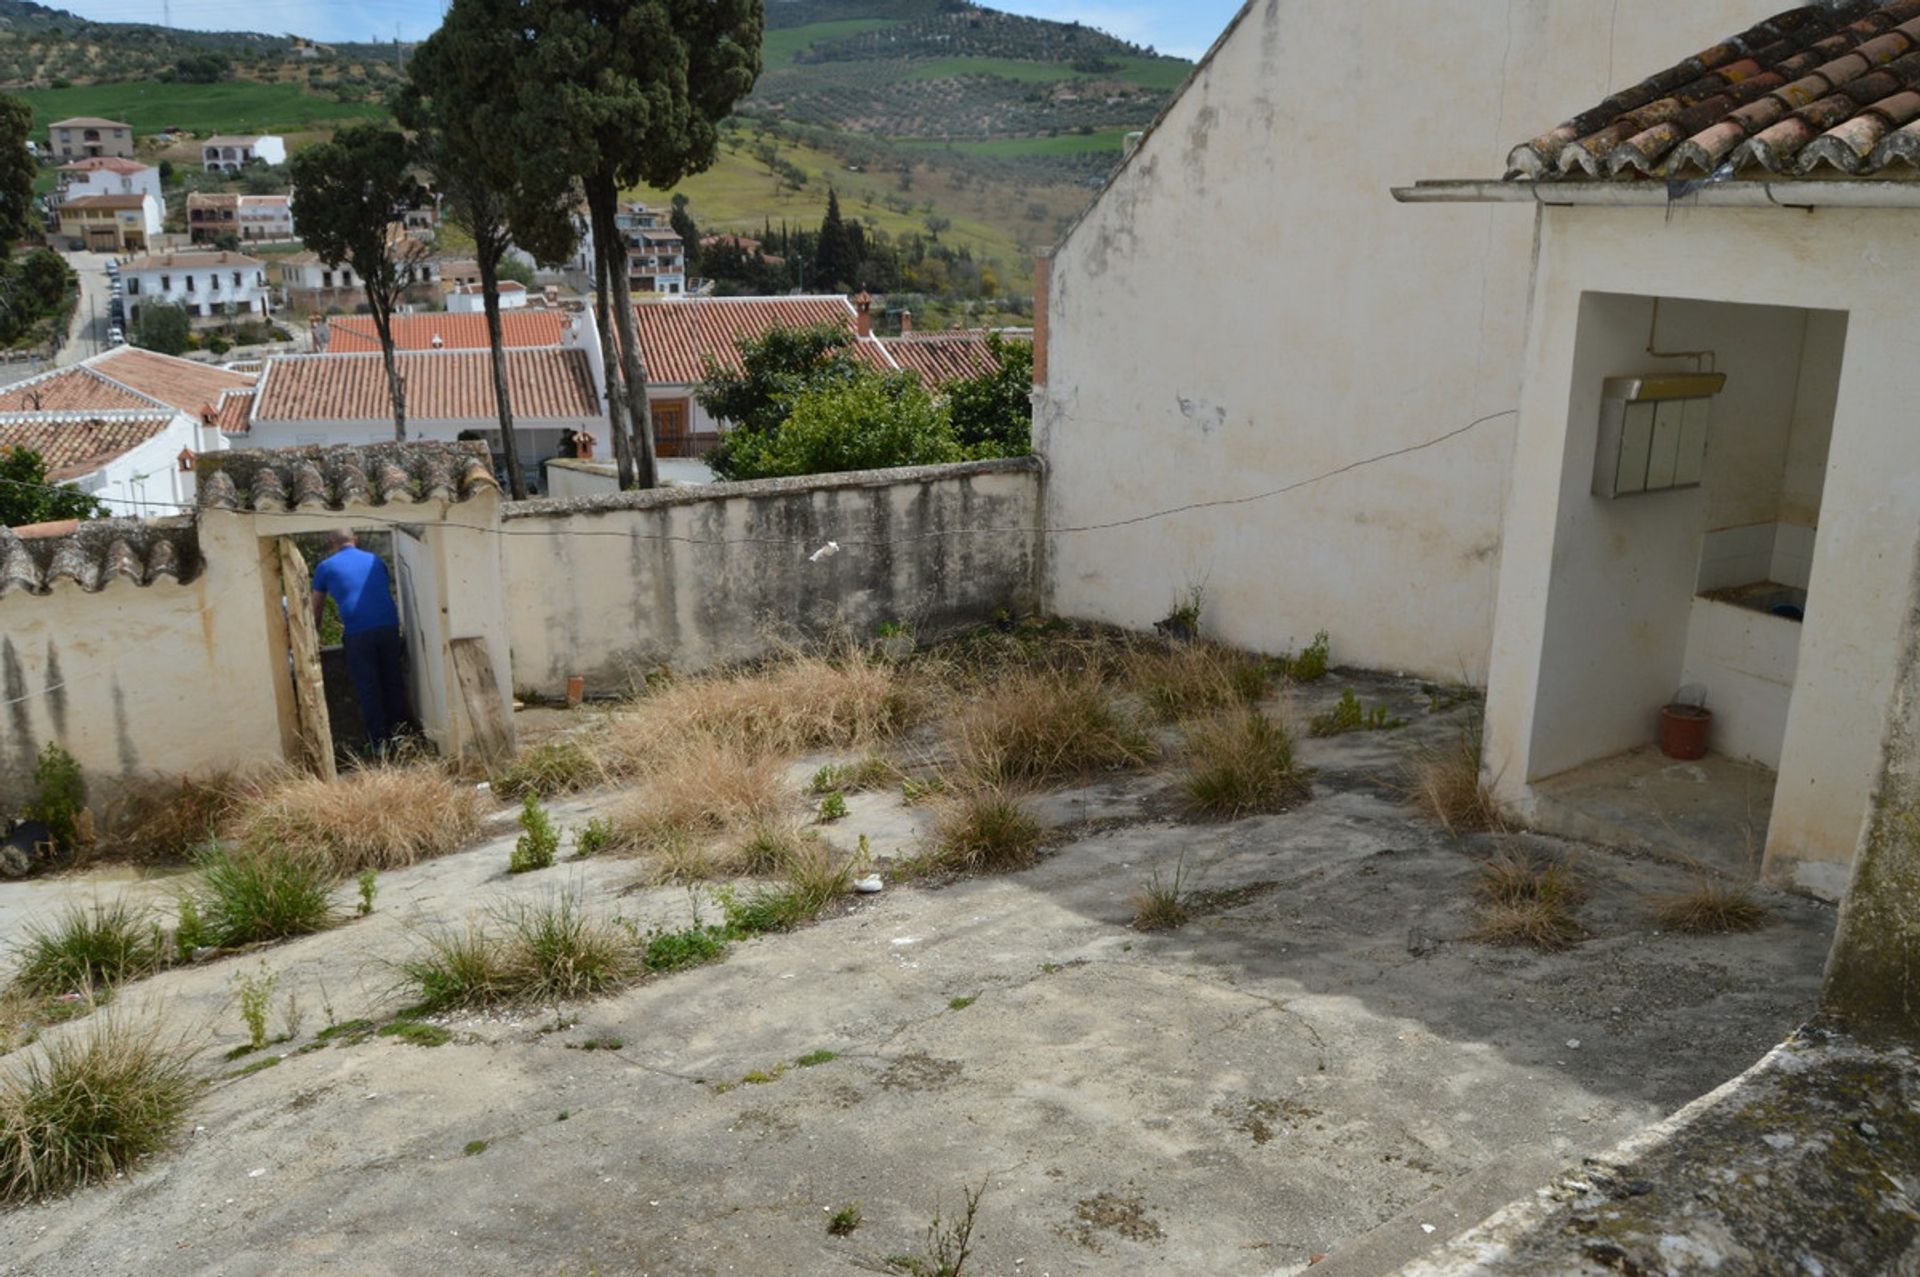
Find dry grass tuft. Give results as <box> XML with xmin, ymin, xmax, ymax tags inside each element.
<box><xmin>596</xmin><ymin>645</ymin><xmax>914</xmax><ymax>774</ymax></box>
<box><xmin>399</xmin><ymin>893</ymin><xmax>639</xmax><ymax>1011</ymax></box>
<box><xmin>931</xmin><ymin>785</ymin><xmax>1043</xmax><ymax>873</ymax></box>
<box><xmin>0</xmin><ymin>1013</ymin><xmax>201</xmax><ymax>1203</ymax></box>
<box><xmin>1468</xmin><ymin>851</ymin><xmax>1583</xmax><ymax>950</ymax></box>
<box><xmin>100</xmin><ymin>772</ymin><xmax>251</xmax><ymax>864</ymax></box>
<box><xmin>1408</xmin><ymin>727</ymin><xmax>1505</xmax><ymax>835</ymax></box>
<box><xmin>1130</xmin><ymin>855</ymin><xmax>1193</xmax><ymax>931</ymax></box>
<box><xmin>610</xmin><ymin>736</ymin><xmax>791</xmax><ymax>855</ymax></box>
<box><xmin>1653</xmin><ymin>879</ymin><xmax>1771</xmax><ymax>934</ymax></box>
<box><xmin>1180</xmin><ymin>706</ymin><xmax>1310</xmax><ymax>819</ymax></box>
<box><xmin>948</xmin><ymin>667</ymin><xmax>1154</xmax><ymax>788</ymax></box>
<box><xmin>225</xmin><ymin>764</ymin><xmax>483</xmax><ymax>874</ymax></box>
<box><xmin>778</xmin><ymin>837</ymin><xmax>857</xmax><ymax>911</ymax></box>
<box><xmin>1125</xmin><ymin>641</ymin><xmax>1273</xmax><ymax>723</ymax></box>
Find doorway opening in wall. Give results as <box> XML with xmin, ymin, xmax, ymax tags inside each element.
<box><xmin>1525</xmin><ymin>294</ymin><xmax>1847</xmax><ymax>882</ymax></box>
<box><xmin>273</xmin><ymin>529</ymin><xmax>438</xmax><ymax>773</ymax></box>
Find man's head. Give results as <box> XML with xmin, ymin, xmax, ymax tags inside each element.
<box><xmin>325</xmin><ymin>528</ymin><xmax>356</xmax><ymax>553</ymax></box>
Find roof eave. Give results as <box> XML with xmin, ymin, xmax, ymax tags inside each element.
<box><xmin>1392</xmin><ymin>178</ymin><xmax>1920</xmax><ymax>208</ymax></box>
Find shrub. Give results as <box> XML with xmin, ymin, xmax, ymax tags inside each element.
<box><xmin>10</xmin><ymin>898</ymin><xmax>167</xmax><ymax>997</ymax></box>
<box><xmin>491</xmin><ymin>738</ymin><xmax>601</xmax><ymax>799</ymax></box>
<box><xmin>1308</xmin><ymin>688</ymin><xmax>1405</xmax><ymax>737</ymax></box>
<box><xmin>1653</xmin><ymin>879</ymin><xmax>1770</xmax><ymax>934</ymax></box>
<box><xmin>817</xmin><ymin>791</ymin><xmax>849</xmax><ymax>822</ymax></box>
<box><xmin>27</xmin><ymin>743</ymin><xmax>88</xmax><ymax>856</ymax></box>
<box><xmin>641</xmin><ymin>924</ymin><xmax>730</xmax><ymax>973</ymax></box>
<box><xmin>1181</xmin><ymin>707</ymin><xmax>1310</xmax><ymax>819</ymax></box>
<box><xmin>0</xmin><ymin>1014</ymin><xmax>201</xmax><ymax>1203</ymax></box>
<box><xmin>194</xmin><ymin>847</ymin><xmax>336</xmax><ymax>946</ymax></box>
<box><xmin>572</xmin><ymin>817</ymin><xmax>615</xmax><ymax>859</ymax></box>
<box><xmin>356</xmin><ymin>869</ymin><xmax>378</xmax><ymax>916</ymax></box>
<box><xmin>949</xmin><ymin>667</ymin><xmax>1154</xmax><ymax>787</ymax></box>
<box><xmin>227</xmin><ymin>764</ymin><xmax>482</xmax><ymax>874</ymax></box>
<box><xmin>1285</xmin><ymin>631</ymin><xmax>1331</xmax><ymax>682</ymax></box>
<box><xmin>1469</xmin><ymin>851</ymin><xmax>1583</xmax><ymax>951</ymax></box>
<box><xmin>509</xmin><ymin>796</ymin><xmax>559</xmax><ymax>874</ymax></box>
<box><xmin>230</xmin><ymin>964</ymin><xmax>278</xmax><ymax>1052</ymax></box>
<box><xmin>931</xmin><ymin>786</ymin><xmax>1042</xmax><ymax>873</ymax></box>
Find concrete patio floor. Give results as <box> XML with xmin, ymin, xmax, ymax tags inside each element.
<box><xmin>1527</xmin><ymin>748</ymin><xmax>1777</xmax><ymax>882</ymax></box>
<box><xmin>0</xmin><ymin>674</ymin><xmax>1834</xmax><ymax>1277</ymax></box>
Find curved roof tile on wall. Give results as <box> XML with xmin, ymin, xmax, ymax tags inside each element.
<box><xmin>325</xmin><ymin>310</ymin><xmax>568</xmax><ymax>353</ymax></box>
<box><xmin>198</xmin><ymin>441</ymin><xmax>499</xmax><ymax>512</ymax></box>
<box><xmin>1509</xmin><ymin>0</ymin><xmax>1920</xmax><ymax>180</ymax></box>
<box><xmin>252</xmin><ymin>348</ymin><xmax>599</xmax><ymax>422</ymax></box>
<box><xmin>0</xmin><ymin>520</ymin><xmax>201</xmax><ymax>596</ymax></box>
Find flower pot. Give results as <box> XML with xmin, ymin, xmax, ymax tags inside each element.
<box><xmin>1659</xmin><ymin>704</ymin><xmax>1712</xmax><ymax>760</ymax></box>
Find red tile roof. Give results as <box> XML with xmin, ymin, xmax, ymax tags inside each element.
<box><xmin>86</xmin><ymin>347</ymin><xmax>256</xmax><ymax>416</ymax></box>
<box><xmin>324</xmin><ymin>310</ymin><xmax>564</xmax><ymax>353</ymax></box>
<box><xmin>1510</xmin><ymin>0</ymin><xmax>1920</xmax><ymax>180</ymax></box>
<box><xmin>59</xmin><ymin>193</ymin><xmax>149</xmax><ymax>210</ymax></box>
<box><xmin>880</xmin><ymin>331</ymin><xmax>1025</xmax><ymax>383</ymax></box>
<box><xmin>60</xmin><ymin>156</ymin><xmax>148</xmax><ymax>174</ymax></box>
<box><xmin>0</xmin><ymin>366</ymin><xmax>159</xmax><ymax>413</ymax></box>
<box><xmin>253</xmin><ymin>349</ymin><xmax>599</xmax><ymax>422</ymax></box>
<box><xmin>0</xmin><ymin>415</ymin><xmax>173</xmax><ymax>480</ymax></box>
<box><xmin>629</xmin><ymin>295</ymin><xmax>858</xmax><ymax>384</ymax></box>
<box><xmin>120</xmin><ymin>250</ymin><xmax>265</xmax><ymax>273</ymax></box>
<box><xmin>212</xmin><ymin>387</ymin><xmax>256</xmax><ymax>435</ymax></box>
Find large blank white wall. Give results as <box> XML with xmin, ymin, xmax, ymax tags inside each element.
<box><xmin>1038</xmin><ymin>0</ymin><xmax>1774</xmax><ymax>677</ymax></box>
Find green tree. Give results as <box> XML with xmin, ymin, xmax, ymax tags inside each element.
<box><xmin>728</xmin><ymin>372</ymin><xmax>959</xmax><ymax>481</ymax></box>
<box><xmin>696</xmin><ymin>323</ymin><xmax>866</xmax><ymax>479</ymax></box>
<box><xmin>400</xmin><ymin>0</ymin><xmax>579</xmax><ymax>499</ymax></box>
<box><xmin>814</xmin><ymin>188</ymin><xmax>858</xmax><ymax>291</ymax></box>
<box><xmin>524</xmin><ymin>0</ymin><xmax>765</xmax><ymax>489</ymax></box>
<box><xmin>669</xmin><ymin>193</ymin><xmax>700</xmax><ymax>273</ymax></box>
<box><xmin>290</xmin><ymin>125</ymin><xmax>424</xmax><ymax>440</ymax></box>
<box><xmin>0</xmin><ymin>447</ymin><xmax>105</xmax><ymax>527</ymax></box>
<box><xmin>0</xmin><ymin>93</ymin><xmax>35</xmax><ymax>259</ymax></box>
<box><xmin>131</xmin><ymin>302</ymin><xmax>191</xmax><ymax>356</ymax></box>
<box><xmin>945</xmin><ymin>334</ymin><xmax>1033</xmax><ymax>456</ymax></box>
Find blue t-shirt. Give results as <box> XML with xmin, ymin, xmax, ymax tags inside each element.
<box><xmin>312</xmin><ymin>546</ymin><xmax>399</xmax><ymax>636</ymax></box>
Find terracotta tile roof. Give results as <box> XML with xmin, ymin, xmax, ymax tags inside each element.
<box><xmin>0</xmin><ymin>414</ymin><xmax>174</xmax><ymax>481</ymax></box>
<box><xmin>59</xmin><ymin>193</ymin><xmax>149</xmax><ymax>210</ymax></box>
<box><xmin>198</xmin><ymin>441</ymin><xmax>498</xmax><ymax>513</ymax></box>
<box><xmin>0</xmin><ymin>367</ymin><xmax>156</xmax><ymax>413</ymax></box>
<box><xmin>86</xmin><ymin>348</ymin><xmax>256</xmax><ymax>416</ymax></box>
<box><xmin>324</xmin><ymin>310</ymin><xmax>566</xmax><ymax>353</ymax></box>
<box><xmin>879</xmin><ymin>330</ymin><xmax>1026</xmax><ymax>383</ymax></box>
<box><xmin>629</xmin><ymin>295</ymin><xmax>858</xmax><ymax>384</ymax></box>
<box><xmin>253</xmin><ymin>349</ymin><xmax>599</xmax><ymax>422</ymax></box>
<box><xmin>59</xmin><ymin>157</ymin><xmax>148</xmax><ymax>174</ymax></box>
<box><xmin>1510</xmin><ymin>0</ymin><xmax>1920</xmax><ymax>180</ymax></box>
<box><xmin>0</xmin><ymin>519</ymin><xmax>200</xmax><ymax>594</ymax></box>
<box><xmin>50</xmin><ymin>117</ymin><xmax>129</xmax><ymax>129</ymax></box>
<box><xmin>120</xmin><ymin>250</ymin><xmax>265</xmax><ymax>272</ymax></box>
<box><xmin>211</xmin><ymin>387</ymin><xmax>255</xmax><ymax>435</ymax></box>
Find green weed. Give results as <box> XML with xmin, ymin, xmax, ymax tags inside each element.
<box><xmin>509</xmin><ymin>796</ymin><xmax>559</xmax><ymax>874</ymax></box>
<box><xmin>10</xmin><ymin>897</ymin><xmax>167</xmax><ymax>997</ymax></box>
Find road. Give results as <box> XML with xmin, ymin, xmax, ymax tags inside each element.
<box><xmin>55</xmin><ymin>248</ymin><xmax>117</xmax><ymax>367</ymax></box>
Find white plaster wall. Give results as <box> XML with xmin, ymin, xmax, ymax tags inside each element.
<box><xmin>1037</xmin><ymin>0</ymin><xmax>1775</xmax><ymax>679</ymax></box>
<box><xmin>1679</xmin><ymin>598</ymin><xmax>1799</xmax><ymax>771</ymax></box>
<box><xmin>393</xmin><ymin>526</ymin><xmax>448</xmax><ymax>747</ymax></box>
<box><xmin>1483</xmin><ymin>204</ymin><xmax>1920</xmax><ymax>900</ymax></box>
<box><xmin>88</xmin><ymin>414</ymin><xmax>203</xmax><ymax>517</ymax></box>
<box><xmin>500</xmin><ymin>459</ymin><xmax>1042</xmax><ymax>696</ymax></box>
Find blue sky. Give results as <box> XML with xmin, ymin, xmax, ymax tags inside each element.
<box><xmin>56</xmin><ymin>0</ymin><xmax>1238</xmax><ymax>62</ymax></box>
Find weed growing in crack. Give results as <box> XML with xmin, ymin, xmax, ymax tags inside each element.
<box><xmin>889</xmin><ymin>1180</ymin><xmax>987</xmax><ymax>1276</ymax></box>
<box><xmin>1131</xmin><ymin>854</ymin><xmax>1193</xmax><ymax>931</ymax></box>
<box><xmin>510</xmin><ymin>796</ymin><xmax>560</xmax><ymax>874</ymax></box>
<box><xmin>1285</xmin><ymin>631</ymin><xmax>1331</xmax><ymax>682</ymax></box>
<box><xmin>817</xmin><ymin>791</ymin><xmax>849</xmax><ymax>822</ymax></box>
<box><xmin>230</xmin><ymin>964</ymin><xmax>279</xmax><ymax>1053</ymax></box>
<box><xmin>356</xmin><ymin>869</ymin><xmax>378</xmax><ymax>917</ymax></box>
<box><xmin>1308</xmin><ymin>687</ymin><xmax>1405</xmax><ymax>737</ymax></box>
<box><xmin>827</xmin><ymin>1202</ymin><xmax>863</xmax><ymax>1236</ymax></box>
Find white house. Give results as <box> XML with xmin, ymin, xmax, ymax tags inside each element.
<box><xmin>1033</xmin><ymin>0</ymin><xmax>1770</xmax><ymax>687</ymax></box>
<box><xmin>0</xmin><ymin>347</ymin><xmax>250</xmax><ymax>517</ymax></box>
<box><xmin>58</xmin><ymin>157</ymin><xmax>164</xmax><ymax>210</ymax></box>
<box><xmin>445</xmin><ymin>280</ymin><xmax>529</xmax><ymax>313</ymax></box>
<box><xmin>278</xmin><ymin>241</ymin><xmax>441</xmax><ymax>315</ymax></box>
<box><xmin>121</xmin><ymin>251</ymin><xmax>272</xmax><ymax>326</ymax></box>
<box><xmin>187</xmin><ymin>193</ymin><xmax>295</xmax><ymax>244</ymax></box>
<box><xmin>56</xmin><ymin>193</ymin><xmax>162</xmax><ymax>253</ymax></box>
<box><xmin>201</xmin><ymin>135</ymin><xmax>286</xmax><ymax>172</ymax></box>
<box><xmin>1393</xmin><ymin>0</ymin><xmax>1920</xmax><ymax>903</ymax></box>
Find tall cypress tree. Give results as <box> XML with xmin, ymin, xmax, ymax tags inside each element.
<box><xmin>815</xmin><ymin>189</ymin><xmax>859</xmax><ymax>292</ymax></box>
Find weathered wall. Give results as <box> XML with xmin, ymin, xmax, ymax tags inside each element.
<box><xmin>500</xmin><ymin>458</ymin><xmax>1043</xmax><ymax>696</ymax></box>
<box><xmin>1484</xmin><ymin>204</ymin><xmax>1920</xmax><ymax>901</ymax></box>
<box><xmin>1036</xmin><ymin>0</ymin><xmax>1774</xmax><ymax>679</ymax></box>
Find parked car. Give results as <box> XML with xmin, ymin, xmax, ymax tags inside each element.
<box><xmin>107</xmin><ymin>326</ymin><xmax>124</xmax><ymax>346</ymax></box>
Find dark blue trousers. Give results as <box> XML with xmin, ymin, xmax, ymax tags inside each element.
<box><xmin>342</xmin><ymin>624</ymin><xmax>408</xmax><ymax>750</ymax></box>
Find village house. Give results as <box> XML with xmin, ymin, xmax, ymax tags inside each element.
<box><xmin>277</xmin><ymin>241</ymin><xmax>441</xmax><ymax>315</ymax></box>
<box><xmin>200</xmin><ymin>134</ymin><xmax>286</xmax><ymax>173</ymax></box>
<box><xmin>55</xmin><ymin>193</ymin><xmax>161</xmax><ymax>253</ymax></box>
<box><xmin>614</xmin><ymin>201</ymin><xmax>687</xmax><ymax>294</ymax></box>
<box><xmin>121</xmin><ymin>251</ymin><xmax>272</xmax><ymax>327</ymax></box>
<box><xmin>623</xmin><ymin>292</ymin><xmax>1013</xmax><ymax>458</ymax></box>
<box><xmin>1391</xmin><ymin>0</ymin><xmax>1920</xmax><ymax>903</ymax></box>
<box><xmin>56</xmin><ymin>156</ymin><xmax>164</xmax><ymax>207</ymax></box>
<box><xmin>186</xmin><ymin>192</ymin><xmax>296</xmax><ymax>244</ymax></box>
<box><xmin>444</xmin><ymin>280</ymin><xmax>529</xmax><ymax>313</ymax></box>
<box><xmin>0</xmin><ymin>346</ymin><xmax>248</xmax><ymax>514</ymax></box>
<box><xmin>46</xmin><ymin>116</ymin><xmax>133</xmax><ymax>162</ymax></box>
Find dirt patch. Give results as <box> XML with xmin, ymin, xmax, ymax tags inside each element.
<box><xmin>879</xmin><ymin>1051</ymin><xmax>964</xmax><ymax>1092</ymax></box>
<box><xmin>1214</xmin><ymin>1095</ymin><xmax>1321</xmax><ymax>1145</ymax></box>
<box><xmin>1066</xmin><ymin>1186</ymin><xmax>1165</xmax><ymax>1248</ymax></box>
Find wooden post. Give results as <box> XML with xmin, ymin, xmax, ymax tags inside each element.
<box><xmin>449</xmin><ymin>636</ymin><xmax>513</xmax><ymax>766</ymax></box>
<box><xmin>278</xmin><ymin>538</ymin><xmax>336</xmax><ymax>782</ymax></box>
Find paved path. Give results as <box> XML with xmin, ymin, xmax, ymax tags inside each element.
<box><xmin>55</xmin><ymin>249</ymin><xmax>115</xmax><ymax>367</ymax></box>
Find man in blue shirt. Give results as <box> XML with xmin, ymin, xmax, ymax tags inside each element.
<box><xmin>311</xmin><ymin>529</ymin><xmax>408</xmax><ymax>752</ymax></box>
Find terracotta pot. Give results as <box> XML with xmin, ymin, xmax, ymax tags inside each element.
<box><xmin>1659</xmin><ymin>704</ymin><xmax>1712</xmax><ymax>760</ymax></box>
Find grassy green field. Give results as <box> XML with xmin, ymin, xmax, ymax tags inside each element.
<box><xmin>893</xmin><ymin>128</ymin><xmax>1132</xmax><ymax>158</ymax></box>
<box><xmin>761</xmin><ymin>19</ymin><xmax>900</xmax><ymax>70</ymax></box>
<box><xmin>631</xmin><ymin>131</ymin><xmax>1039</xmax><ymax>287</ymax></box>
<box><xmin>18</xmin><ymin>81</ymin><xmax>388</xmax><ymax>138</ymax></box>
